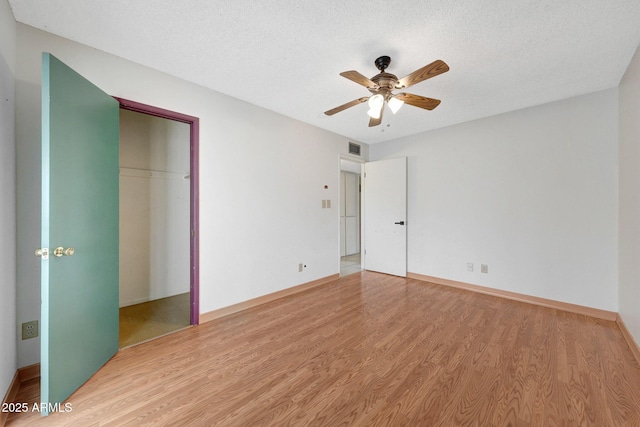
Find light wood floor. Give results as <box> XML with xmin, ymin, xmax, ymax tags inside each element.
<box><xmin>7</xmin><ymin>272</ymin><xmax>640</xmax><ymax>426</ymax></box>
<box><xmin>119</xmin><ymin>292</ymin><xmax>190</xmax><ymax>348</ymax></box>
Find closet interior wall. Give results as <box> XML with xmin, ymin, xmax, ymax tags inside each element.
<box><xmin>119</xmin><ymin>109</ymin><xmax>190</xmax><ymax>307</ymax></box>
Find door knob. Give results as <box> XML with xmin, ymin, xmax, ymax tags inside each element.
<box><xmin>53</xmin><ymin>247</ymin><xmax>75</xmax><ymax>257</ymax></box>
<box><xmin>394</xmin><ymin>221</ymin><xmax>405</xmax><ymax>225</ymax></box>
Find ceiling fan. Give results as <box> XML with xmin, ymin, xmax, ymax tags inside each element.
<box><xmin>324</xmin><ymin>55</ymin><xmax>449</xmax><ymax>127</ymax></box>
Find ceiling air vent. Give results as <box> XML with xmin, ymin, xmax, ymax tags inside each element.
<box><xmin>348</xmin><ymin>142</ymin><xmax>361</xmax><ymax>156</ymax></box>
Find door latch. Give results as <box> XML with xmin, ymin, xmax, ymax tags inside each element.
<box><xmin>394</xmin><ymin>221</ymin><xmax>405</xmax><ymax>225</ymax></box>
<box><xmin>35</xmin><ymin>248</ymin><xmax>49</xmax><ymax>260</ymax></box>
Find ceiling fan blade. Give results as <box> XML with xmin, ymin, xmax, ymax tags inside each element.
<box><xmin>368</xmin><ymin>105</ymin><xmax>384</xmax><ymax>127</ymax></box>
<box><xmin>324</xmin><ymin>97</ymin><xmax>369</xmax><ymax>116</ymax></box>
<box><xmin>395</xmin><ymin>93</ymin><xmax>441</xmax><ymax>110</ymax></box>
<box><xmin>340</xmin><ymin>71</ymin><xmax>377</xmax><ymax>89</ymax></box>
<box><xmin>397</xmin><ymin>60</ymin><xmax>449</xmax><ymax>89</ymax></box>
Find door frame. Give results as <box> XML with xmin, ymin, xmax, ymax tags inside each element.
<box><xmin>339</xmin><ymin>155</ymin><xmax>365</xmax><ymax>273</ymax></box>
<box><xmin>115</xmin><ymin>97</ymin><xmax>200</xmax><ymax>324</ymax></box>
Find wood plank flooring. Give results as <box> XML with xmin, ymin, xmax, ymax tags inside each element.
<box><xmin>119</xmin><ymin>292</ymin><xmax>190</xmax><ymax>348</ymax></box>
<box><xmin>6</xmin><ymin>272</ymin><xmax>640</xmax><ymax>426</ymax></box>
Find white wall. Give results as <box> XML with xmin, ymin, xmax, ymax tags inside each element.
<box><xmin>119</xmin><ymin>109</ymin><xmax>190</xmax><ymax>306</ymax></box>
<box><xmin>0</xmin><ymin>0</ymin><xmax>16</xmax><ymax>398</ymax></box>
<box><xmin>15</xmin><ymin>28</ymin><xmax>42</xmax><ymax>368</ymax></box>
<box><xmin>370</xmin><ymin>90</ymin><xmax>619</xmax><ymax>311</ymax></box>
<box><xmin>15</xmin><ymin>24</ymin><xmax>367</xmax><ymax>366</ymax></box>
<box><xmin>619</xmin><ymin>44</ymin><xmax>640</xmax><ymax>344</ymax></box>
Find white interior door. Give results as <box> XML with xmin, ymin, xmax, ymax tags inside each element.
<box><xmin>363</xmin><ymin>157</ymin><xmax>407</xmax><ymax>277</ymax></box>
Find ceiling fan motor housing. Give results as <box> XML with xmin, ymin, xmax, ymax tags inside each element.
<box><xmin>371</xmin><ymin>57</ymin><xmax>399</xmax><ymax>96</ymax></box>
<box><xmin>370</xmin><ymin>72</ymin><xmax>399</xmax><ymax>92</ymax></box>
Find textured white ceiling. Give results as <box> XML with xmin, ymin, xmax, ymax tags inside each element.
<box><xmin>8</xmin><ymin>0</ymin><xmax>640</xmax><ymax>144</ymax></box>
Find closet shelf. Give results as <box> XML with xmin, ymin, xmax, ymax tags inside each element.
<box><xmin>119</xmin><ymin>167</ymin><xmax>190</xmax><ymax>181</ymax></box>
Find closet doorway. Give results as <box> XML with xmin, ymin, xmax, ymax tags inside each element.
<box><xmin>340</xmin><ymin>158</ymin><xmax>363</xmax><ymax>276</ymax></box>
<box><xmin>116</xmin><ymin>99</ymin><xmax>199</xmax><ymax>347</ymax></box>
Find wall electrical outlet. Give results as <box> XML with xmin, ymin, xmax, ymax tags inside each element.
<box><xmin>481</xmin><ymin>264</ymin><xmax>489</xmax><ymax>274</ymax></box>
<box><xmin>299</xmin><ymin>263</ymin><xmax>304</xmax><ymax>272</ymax></box>
<box><xmin>467</xmin><ymin>262</ymin><xmax>474</xmax><ymax>272</ymax></box>
<box><xmin>22</xmin><ymin>320</ymin><xmax>38</xmax><ymax>340</ymax></box>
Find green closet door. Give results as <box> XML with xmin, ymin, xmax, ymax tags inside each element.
<box><xmin>40</xmin><ymin>53</ymin><xmax>119</xmax><ymax>414</ymax></box>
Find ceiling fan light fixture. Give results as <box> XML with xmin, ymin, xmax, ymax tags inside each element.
<box><xmin>367</xmin><ymin>94</ymin><xmax>384</xmax><ymax>119</ymax></box>
<box><xmin>388</xmin><ymin>97</ymin><xmax>404</xmax><ymax>114</ymax></box>
<box><xmin>367</xmin><ymin>107</ymin><xmax>382</xmax><ymax>119</ymax></box>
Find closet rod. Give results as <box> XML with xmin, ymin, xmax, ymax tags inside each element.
<box><xmin>119</xmin><ymin>167</ymin><xmax>190</xmax><ymax>180</ymax></box>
